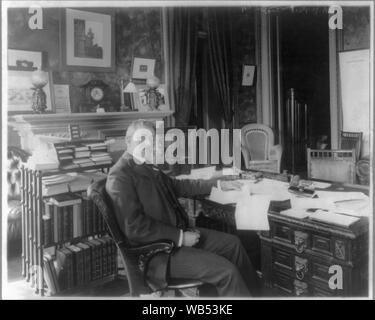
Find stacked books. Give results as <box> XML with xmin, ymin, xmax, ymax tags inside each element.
<box><xmin>54</xmin><ymin>140</ymin><xmax>113</xmax><ymax>170</ymax></box>
<box><xmin>55</xmin><ymin>145</ymin><xmax>76</xmax><ymax>169</ymax></box>
<box><xmin>90</xmin><ymin>151</ymin><xmax>112</xmax><ymax>166</ymax></box>
<box><xmin>43</xmin><ymin>192</ymin><xmax>107</xmax><ymax>246</ymax></box>
<box><xmin>85</xmin><ymin>142</ymin><xmax>112</xmax><ymax>166</ymax></box>
<box><xmin>42</xmin><ymin>171</ymin><xmax>106</xmax><ymax>197</ymax></box>
<box><xmin>43</xmin><ymin>235</ymin><xmax>117</xmax><ymax>294</ymax></box>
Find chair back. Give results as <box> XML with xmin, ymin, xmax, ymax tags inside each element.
<box><xmin>241</xmin><ymin>124</ymin><xmax>275</xmax><ymax>161</ymax></box>
<box><xmin>87</xmin><ymin>178</ymin><xmax>149</xmax><ymax>296</ymax></box>
<box><xmin>339</xmin><ymin>131</ymin><xmax>362</xmax><ymax>160</ymax></box>
<box><xmin>307</xmin><ymin>149</ymin><xmax>356</xmax><ymax>184</ymax></box>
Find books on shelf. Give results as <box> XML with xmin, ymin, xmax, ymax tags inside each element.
<box><xmin>43</xmin><ymin>252</ymin><xmax>60</xmax><ymax>295</ymax></box>
<box><xmin>49</xmin><ymin>193</ymin><xmax>82</xmax><ymax>207</ymax></box>
<box><xmin>75</xmin><ymin>151</ymin><xmax>91</xmax><ymax>158</ymax></box>
<box><xmin>43</xmin><ymin>191</ymin><xmax>107</xmax><ymax>246</ymax></box>
<box><xmin>49</xmin><ymin>236</ymin><xmax>117</xmax><ymax>293</ymax></box>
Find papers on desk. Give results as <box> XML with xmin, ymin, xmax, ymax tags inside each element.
<box><xmin>207</xmin><ymin>178</ymin><xmax>369</xmax><ymax>231</ymax></box>
<box><xmin>280</xmin><ymin>208</ymin><xmax>310</xmax><ymax>219</ymax></box>
<box><xmin>314</xmin><ymin>190</ymin><xmax>370</xmax><ymax>217</ymax></box>
<box><xmin>314</xmin><ymin>191</ymin><xmax>368</xmax><ymax>202</ymax></box>
<box><xmin>209</xmin><ymin>183</ymin><xmax>271</xmax><ymax>230</ymax></box>
<box><xmin>290</xmin><ymin>197</ymin><xmax>336</xmax><ymax>211</ymax></box>
<box><xmin>209</xmin><ymin>187</ymin><xmax>244</xmax><ymax>204</ymax></box>
<box><xmin>190</xmin><ymin>166</ymin><xmax>217</xmax><ymax>179</ymax></box>
<box><xmin>309</xmin><ymin>210</ymin><xmax>360</xmax><ymax>227</ymax></box>
<box><xmin>281</xmin><ymin>208</ymin><xmax>360</xmax><ymax>227</ymax></box>
<box><xmin>235</xmin><ymin>195</ymin><xmax>271</xmax><ymax>231</ymax></box>
<box><xmin>176</xmin><ymin>166</ymin><xmax>218</xmax><ymax>180</ymax></box>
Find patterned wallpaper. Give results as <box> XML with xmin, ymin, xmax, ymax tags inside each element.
<box><xmin>8</xmin><ymin>7</ymin><xmax>164</xmax><ymax>113</ymax></box>
<box><xmin>231</xmin><ymin>8</ymin><xmax>257</xmax><ymax>128</ymax></box>
<box><xmin>343</xmin><ymin>7</ymin><xmax>370</xmax><ymax>51</ymax></box>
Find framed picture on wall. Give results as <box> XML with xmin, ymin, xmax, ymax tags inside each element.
<box><xmin>242</xmin><ymin>65</ymin><xmax>256</xmax><ymax>86</ymax></box>
<box><xmin>132</xmin><ymin>57</ymin><xmax>156</xmax><ymax>79</ymax></box>
<box><xmin>8</xmin><ymin>49</ymin><xmax>44</xmax><ymax>71</ymax></box>
<box><xmin>62</xmin><ymin>8</ymin><xmax>115</xmax><ymax>71</ymax></box>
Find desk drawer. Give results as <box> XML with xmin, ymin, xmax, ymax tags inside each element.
<box><xmin>272</xmin><ymin>271</ymin><xmax>293</xmax><ymax>295</ymax></box>
<box><xmin>273</xmin><ymin>248</ymin><xmax>310</xmax><ymax>281</ymax></box>
<box><xmin>273</xmin><ymin>224</ymin><xmax>293</xmax><ymax>243</ymax></box>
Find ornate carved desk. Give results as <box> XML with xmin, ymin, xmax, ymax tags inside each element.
<box><xmin>196</xmin><ymin>181</ymin><xmax>369</xmax><ymax>297</ymax></box>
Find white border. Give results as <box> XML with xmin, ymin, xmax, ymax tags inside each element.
<box><xmin>1</xmin><ymin>0</ymin><xmax>374</xmax><ymax>300</ymax></box>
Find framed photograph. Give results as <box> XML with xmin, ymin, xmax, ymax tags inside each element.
<box><xmin>134</xmin><ymin>84</ymin><xmax>170</xmax><ymax>112</ymax></box>
<box><xmin>53</xmin><ymin>84</ymin><xmax>71</xmax><ymax>113</ymax></box>
<box><xmin>242</xmin><ymin>65</ymin><xmax>256</xmax><ymax>86</ymax></box>
<box><xmin>62</xmin><ymin>8</ymin><xmax>115</xmax><ymax>71</ymax></box>
<box><xmin>7</xmin><ymin>70</ymin><xmax>54</xmax><ymax>114</ymax></box>
<box><xmin>8</xmin><ymin>49</ymin><xmax>44</xmax><ymax>71</ymax></box>
<box><xmin>132</xmin><ymin>57</ymin><xmax>156</xmax><ymax>79</ymax></box>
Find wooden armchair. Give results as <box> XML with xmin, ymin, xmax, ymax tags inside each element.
<box><xmin>87</xmin><ymin>178</ymin><xmax>204</xmax><ymax>297</ymax></box>
<box><xmin>339</xmin><ymin>131</ymin><xmax>362</xmax><ymax>161</ymax></box>
<box><xmin>241</xmin><ymin>124</ymin><xmax>283</xmax><ymax>173</ymax></box>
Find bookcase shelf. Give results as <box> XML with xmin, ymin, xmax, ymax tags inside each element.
<box><xmin>41</xmin><ymin>164</ymin><xmax>112</xmax><ymax>177</ymax></box>
<box><xmin>20</xmin><ymin>163</ymin><xmax>117</xmax><ymax>297</ymax></box>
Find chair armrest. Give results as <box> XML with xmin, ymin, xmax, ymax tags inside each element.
<box><xmin>127</xmin><ymin>240</ymin><xmax>176</xmax><ymax>273</ymax></box>
<box><xmin>269</xmin><ymin>144</ymin><xmax>282</xmax><ymax>161</ymax></box>
<box><xmin>127</xmin><ymin>239</ymin><xmax>175</xmax><ymax>256</ymax></box>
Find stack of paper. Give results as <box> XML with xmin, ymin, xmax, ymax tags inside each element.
<box><xmin>235</xmin><ymin>195</ymin><xmax>271</xmax><ymax>231</ymax></box>
<box><xmin>209</xmin><ymin>187</ymin><xmax>245</xmax><ymax>205</ymax></box>
<box><xmin>280</xmin><ymin>208</ymin><xmax>310</xmax><ymax>219</ymax></box>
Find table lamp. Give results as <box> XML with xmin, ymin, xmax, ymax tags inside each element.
<box><xmin>31</xmin><ymin>70</ymin><xmax>49</xmax><ymax>113</ymax></box>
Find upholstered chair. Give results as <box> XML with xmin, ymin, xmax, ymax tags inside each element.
<box><xmin>241</xmin><ymin>124</ymin><xmax>283</xmax><ymax>173</ymax></box>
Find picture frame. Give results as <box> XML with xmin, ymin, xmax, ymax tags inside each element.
<box><xmin>133</xmin><ymin>84</ymin><xmax>170</xmax><ymax>112</ymax></box>
<box><xmin>132</xmin><ymin>57</ymin><xmax>156</xmax><ymax>80</ymax></box>
<box><xmin>8</xmin><ymin>48</ymin><xmax>44</xmax><ymax>71</ymax></box>
<box><xmin>61</xmin><ymin>8</ymin><xmax>115</xmax><ymax>72</ymax></box>
<box><xmin>241</xmin><ymin>65</ymin><xmax>256</xmax><ymax>86</ymax></box>
<box><xmin>7</xmin><ymin>69</ymin><xmax>54</xmax><ymax>114</ymax></box>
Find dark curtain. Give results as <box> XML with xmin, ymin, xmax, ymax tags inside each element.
<box><xmin>207</xmin><ymin>9</ymin><xmax>234</xmax><ymax>128</ymax></box>
<box><xmin>166</xmin><ymin>8</ymin><xmax>198</xmax><ymax>127</ymax></box>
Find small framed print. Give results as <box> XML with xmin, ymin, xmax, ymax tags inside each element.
<box><xmin>132</xmin><ymin>57</ymin><xmax>156</xmax><ymax>79</ymax></box>
<box><xmin>133</xmin><ymin>84</ymin><xmax>170</xmax><ymax>112</ymax></box>
<box><xmin>8</xmin><ymin>49</ymin><xmax>43</xmax><ymax>71</ymax></box>
<box><xmin>242</xmin><ymin>65</ymin><xmax>256</xmax><ymax>86</ymax></box>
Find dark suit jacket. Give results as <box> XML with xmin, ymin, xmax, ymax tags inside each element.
<box><xmin>105</xmin><ymin>152</ymin><xmax>216</xmax><ymax>290</ymax></box>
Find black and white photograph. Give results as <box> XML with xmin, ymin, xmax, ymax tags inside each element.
<box><xmin>1</xmin><ymin>0</ymin><xmax>374</xmax><ymax>306</ymax></box>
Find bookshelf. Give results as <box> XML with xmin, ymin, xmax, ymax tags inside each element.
<box><xmin>20</xmin><ymin>140</ymin><xmax>117</xmax><ymax>296</ymax></box>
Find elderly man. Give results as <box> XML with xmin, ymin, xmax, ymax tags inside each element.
<box><xmin>106</xmin><ymin>119</ymin><xmax>259</xmax><ymax>297</ymax></box>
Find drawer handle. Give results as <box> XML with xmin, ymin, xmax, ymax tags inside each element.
<box><xmin>295</xmin><ymin>263</ymin><xmax>308</xmax><ymax>280</ymax></box>
<box><xmin>295</xmin><ymin>238</ymin><xmax>307</xmax><ymax>253</ymax></box>
<box><xmin>294</xmin><ymin>280</ymin><xmax>308</xmax><ymax>296</ymax></box>
<box><xmin>294</xmin><ymin>231</ymin><xmax>308</xmax><ymax>253</ymax></box>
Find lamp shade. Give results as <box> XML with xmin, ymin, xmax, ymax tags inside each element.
<box><xmin>123</xmin><ymin>81</ymin><xmax>137</xmax><ymax>93</ymax></box>
<box><xmin>31</xmin><ymin>70</ymin><xmax>49</xmax><ymax>88</ymax></box>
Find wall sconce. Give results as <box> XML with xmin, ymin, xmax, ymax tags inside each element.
<box><xmin>120</xmin><ymin>78</ymin><xmax>137</xmax><ymax>111</ymax></box>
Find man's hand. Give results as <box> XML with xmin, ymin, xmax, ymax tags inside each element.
<box><xmin>182</xmin><ymin>230</ymin><xmax>200</xmax><ymax>247</ymax></box>
<box><xmin>220</xmin><ymin>180</ymin><xmax>243</xmax><ymax>191</ymax></box>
